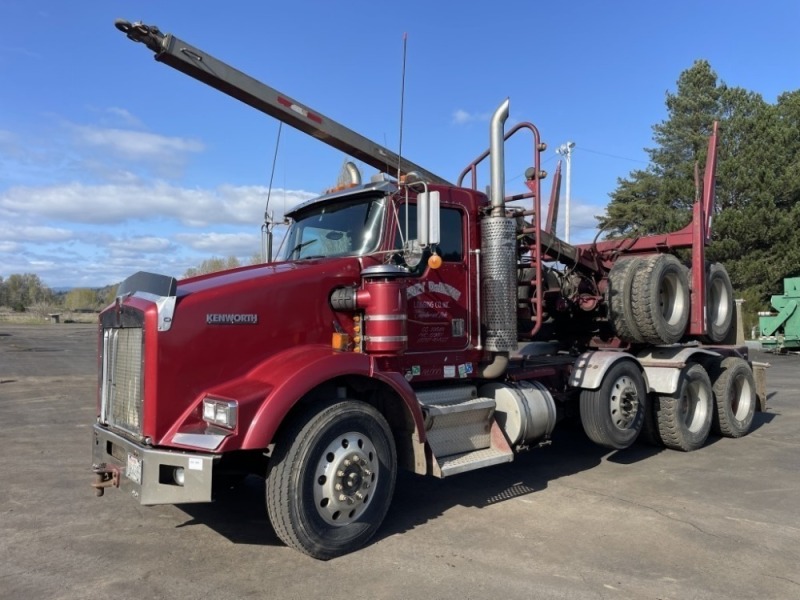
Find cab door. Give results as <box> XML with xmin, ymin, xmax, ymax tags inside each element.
<box><xmin>396</xmin><ymin>201</ymin><xmax>472</xmax><ymax>357</ymax></box>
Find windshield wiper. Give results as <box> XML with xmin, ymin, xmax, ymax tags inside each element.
<box><xmin>288</xmin><ymin>239</ymin><xmax>317</xmax><ymax>258</ymax></box>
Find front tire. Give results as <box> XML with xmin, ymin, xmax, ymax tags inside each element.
<box><xmin>580</xmin><ymin>360</ymin><xmax>647</xmax><ymax>450</ymax></box>
<box><xmin>266</xmin><ymin>400</ymin><xmax>397</xmax><ymax>560</ymax></box>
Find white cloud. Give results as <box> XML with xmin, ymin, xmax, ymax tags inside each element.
<box><xmin>175</xmin><ymin>232</ymin><xmax>260</xmax><ymax>255</ymax></box>
<box><xmin>0</xmin><ymin>225</ymin><xmax>72</xmax><ymax>242</ymax></box>
<box><xmin>551</xmin><ymin>200</ymin><xmax>603</xmax><ymax>243</ymax></box>
<box><xmin>108</xmin><ymin>236</ymin><xmax>174</xmax><ymax>258</ymax></box>
<box><xmin>108</xmin><ymin>236</ymin><xmax>172</xmax><ymax>253</ymax></box>
<box><xmin>72</xmin><ymin>125</ymin><xmax>204</xmax><ymax>161</ymax></box>
<box><xmin>0</xmin><ymin>240</ymin><xmax>20</xmax><ymax>253</ymax></box>
<box><xmin>104</xmin><ymin>107</ymin><xmax>143</xmax><ymax>128</ymax></box>
<box><xmin>452</xmin><ymin>109</ymin><xmax>491</xmax><ymax>125</ymax></box>
<box><xmin>0</xmin><ymin>181</ymin><xmax>316</xmax><ymax>227</ymax></box>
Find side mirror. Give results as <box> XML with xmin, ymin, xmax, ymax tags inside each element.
<box><xmin>417</xmin><ymin>190</ymin><xmax>440</xmax><ymax>246</ymax></box>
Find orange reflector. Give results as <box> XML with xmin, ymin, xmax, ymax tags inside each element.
<box><xmin>428</xmin><ymin>254</ymin><xmax>443</xmax><ymax>269</ymax></box>
<box><xmin>332</xmin><ymin>332</ymin><xmax>350</xmax><ymax>351</ymax></box>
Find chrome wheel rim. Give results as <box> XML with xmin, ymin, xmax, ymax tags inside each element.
<box><xmin>659</xmin><ymin>271</ymin><xmax>686</xmax><ymax>326</ymax></box>
<box><xmin>313</xmin><ymin>431</ymin><xmax>379</xmax><ymax>526</ymax></box>
<box><xmin>681</xmin><ymin>380</ymin><xmax>710</xmax><ymax>432</ymax></box>
<box><xmin>731</xmin><ymin>373</ymin><xmax>753</xmax><ymax>421</ymax></box>
<box><xmin>609</xmin><ymin>375</ymin><xmax>640</xmax><ymax>430</ymax></box>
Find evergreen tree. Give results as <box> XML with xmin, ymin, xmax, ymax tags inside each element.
<box><xmin>600</xmin><ymin>60</ymin><xmax>800</xmax><ymax>314</ymax></box>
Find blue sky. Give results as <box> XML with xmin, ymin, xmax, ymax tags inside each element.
<box><xmin>1</xmin><ymin>0</ymin><xmax>798</xmax><ymax>288</ymax></box>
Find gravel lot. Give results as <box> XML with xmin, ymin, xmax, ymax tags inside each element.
<box><xmin>1</xmin><ymin>323</ymin><xmax>798</xmax><ymax>600</ymax></box>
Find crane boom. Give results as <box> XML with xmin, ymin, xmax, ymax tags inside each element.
<box><xmin>114</xmin><ymin>20</ymin><xmax>451</xmax><ymax>186</ymax></box>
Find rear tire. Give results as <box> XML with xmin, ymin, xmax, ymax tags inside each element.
<box><xmin>709</xmin><ymin>357</ymin><xmax>756</xmax><ymax>437</ymax></box>
<box><xmin>631</xmin><ymin>254</ymin><xmax>690</xmax><ymax>345</ymax></box>
<box><xmin>266</xmin><ymin>400</ymin><xmax>397</xmax><ymax>560</ymax></box>
<box><xmin>654</xmin><ymin>363</ymin><xmax>713</xmax><ymax>451</ymax></box>
<box><xmin>580</xmin><ymin>360</ymin><xmax>647</xmax><ymax>450</ymax></box>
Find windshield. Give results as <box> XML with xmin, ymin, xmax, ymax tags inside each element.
<box><xmin>279</xmin><ymin>196</ymin><xmax>386</xmax><ymax>261</ymax></box>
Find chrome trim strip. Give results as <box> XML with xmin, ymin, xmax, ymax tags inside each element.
<box><xmin>133</xmin><ymin>291</ymin><xmax>176</xmax><ymax>331</ymax></box>
<box><xmin>365</xmin><ymin>314</ymin><xmax>407</xmax><ymax>321</ymax></box>
<box><xmin>366</xmin><ymin>335</ymin><xmax>408</xmax><ymax>342</ymax></box>
<box><xmin>172</xmin><ymin>432</ymin><xmax>227</xmax><ymax>451</ymax></box>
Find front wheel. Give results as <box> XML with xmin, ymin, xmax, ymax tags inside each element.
<box><xmin>266</xmin><ymin>400</ymin><xmax>397</xmax><ymax>560</ymax></box>
<box><xmin>580</xmin><ymin>360</ymin><xmax>647</xmax><ymax>450</ymax></box>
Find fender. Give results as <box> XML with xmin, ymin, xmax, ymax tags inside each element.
<box><xmin>568</xmin><ymin>351</ymin><xmax>645</xmax><ymax>391</ymax></box>
<box><xmin>636</xmin><ymin>346</ymin><xmax>720</xmax><ymax>395</ymax></box>
<box><xmin>238</xmin><ymin>345</ymin><xmax>424</xmax><ymax>450</ymax></box>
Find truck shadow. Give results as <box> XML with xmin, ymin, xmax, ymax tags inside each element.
<box><xmin>747</xmin><ymin>409</ymin><xmax>777</xmax><ymax>434</ymax></box>
<box><xmin>173</xmin><ymin>407</ymin><xmax>776</xmax><ymax>550</ymax></box>
<box><xmin>175</xmin><ymin>426</ymin><xmax>659</xmax><ymax>548</ymax></box>
<box><xmin>175</xmin><ymin>476</ymin><xmax>279</xmax><ymax>546</ymax></box>
<box><xmin>377</xmin><ymin>426</ymin><xmax>658</xmax><ymax>542</ymax></box>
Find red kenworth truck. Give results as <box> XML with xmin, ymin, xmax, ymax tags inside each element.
<box><xmin>92</xmin><ymin>20</ymin><xmax>766</xmax><ymax>559</ymax></box>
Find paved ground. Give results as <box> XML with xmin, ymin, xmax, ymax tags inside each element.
<box><xmin>1</xmin><ymin>323</ymin><xmax>798</xmax><ymax>600</ymax></box>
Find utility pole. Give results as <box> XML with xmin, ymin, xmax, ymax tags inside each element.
<box><xmin>555</xmin><ymin>141</ymin><xmax>575</xmax><ymax>242</ymax></box>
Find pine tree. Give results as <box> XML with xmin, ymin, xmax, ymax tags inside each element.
<box><xmin>600</xmin><ymin>60</ymin><xmax>800</xmax><ymax>314</ymax></box>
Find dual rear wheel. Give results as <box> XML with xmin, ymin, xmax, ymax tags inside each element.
<box><xmin>581</xmin><ymin>357</ymin><xmax>756</xmax><ymax>452</ymax></box>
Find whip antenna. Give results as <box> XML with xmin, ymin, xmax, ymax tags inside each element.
<box><xmin>397</xmin><ymin>32</ymin><xmax>407</xmax><ymax>183</ymax></box>
<box><xmin>261</xmin><ymin>122</ymin><xmax>283</xmax><ymax>262</ymax></box>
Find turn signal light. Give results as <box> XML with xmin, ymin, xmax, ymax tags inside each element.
<box><xmin>332</xmin><ymin>332</ymin><xmax>350</xmax><ymax>351</ymax></box>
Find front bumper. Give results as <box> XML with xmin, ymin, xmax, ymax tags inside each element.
<box><xmin>92</xmin><ymin>424</ymin><xmax>215</xmax><ymax>505</ymax></box>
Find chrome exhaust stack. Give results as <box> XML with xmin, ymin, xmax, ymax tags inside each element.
<box><xmin>478</xmin><ymin>99</ymin><xmax>516</xmax><ymax>377</ymax></box>
<box><xmin>489</xmin><ymin>98</ymin><xmax>510</xmax><ymax>217</ymax></box>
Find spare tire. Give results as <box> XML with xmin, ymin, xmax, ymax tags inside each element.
<box><xmin>631</xmin><ymin>254</ymin><xmax>690</xmax><ymax>345</ymax></box>
<box><xmin>607</xmin><ymin>256</ymin><xmax>644</xmax><ymax>343</ymax></box>
<box><xmin>703</xmin><ymin>263</ymin><xmax>735</xmax><ymax>343</ymax></box>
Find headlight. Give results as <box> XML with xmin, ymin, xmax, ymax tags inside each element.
<box><xmin>202</xmin><ymin>397</ymin><xmax>238</xmax><ymax>429</ymax></box>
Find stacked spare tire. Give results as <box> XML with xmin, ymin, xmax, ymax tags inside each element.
<box><xmin>607</xmin><ymin>253</ymin><xmax>735</xmax><ymax>345</ymax></box>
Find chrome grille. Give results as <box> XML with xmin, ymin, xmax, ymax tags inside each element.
<box><xmin>101</xmin><ymin>327</ymin><xmax>144</xmax><ymax>439</ymax></box>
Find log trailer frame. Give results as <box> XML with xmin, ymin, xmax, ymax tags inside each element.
<box><xmin>91</xmin><ymin>20</ymin><xmax>767</xmax><ymax>559</ymax></box>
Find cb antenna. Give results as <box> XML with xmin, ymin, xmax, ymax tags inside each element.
<box><xmin>261</xmin><ymin>121</ymin><xmax>283</xmax><ymax>262</ymax></box>
<box><xmin>397</xmin><ymin>32</ymin><xmax>408</xmax><ymax>184</ymax></box>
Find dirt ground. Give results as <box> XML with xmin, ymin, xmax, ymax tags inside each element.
<box><xmin>1</xmin><ymin>323</ymin><xmax>798</xmax><ymax>600</ymax></box>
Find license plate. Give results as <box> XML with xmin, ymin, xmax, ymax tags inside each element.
<box><xmin>126</xmin><ymin>453</ymin><xmax>142</xmax><ymax>484</ymax></box>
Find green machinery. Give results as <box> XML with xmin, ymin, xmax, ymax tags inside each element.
<box><xmin>759</xmin><ymin>277</ymin><xmax>800</xmax><ymax>352</ymax></box>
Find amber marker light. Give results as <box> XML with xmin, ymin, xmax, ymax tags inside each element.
<box><xmin>428</xmin><ymin>254</ymin><xmax>443</xmax><ymax>269</ymax></box>
<box><xmin>331</xmin><ymin>332</ymin><xmax>350</xmax><ymax>351</ymax></box>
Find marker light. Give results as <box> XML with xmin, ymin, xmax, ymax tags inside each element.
<box><xmin>332</xmin><ymin>332</ymin><xmax>350</xmax><ymax>351</ymax></box>
<box><xmin>428</xmin><ymin>254</ymin><xmax>443</xmax><ymax>269</ymax></box>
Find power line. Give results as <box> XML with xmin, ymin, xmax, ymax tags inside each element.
<box><xmin>577</xmin><ymin>147</ymin><xmax>648</xmax><ymax>164</ymax></box>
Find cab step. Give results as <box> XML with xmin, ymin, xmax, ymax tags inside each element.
<box><xmin>416</xmin><ymin>386</ymin><xmax>513</xmax><ymax>478</ymax></box>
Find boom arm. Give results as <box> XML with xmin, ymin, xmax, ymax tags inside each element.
<box><xmin>115</xmin><ymin>20</ymin><xmax>450</xmax><ymax>186</ymax></box>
